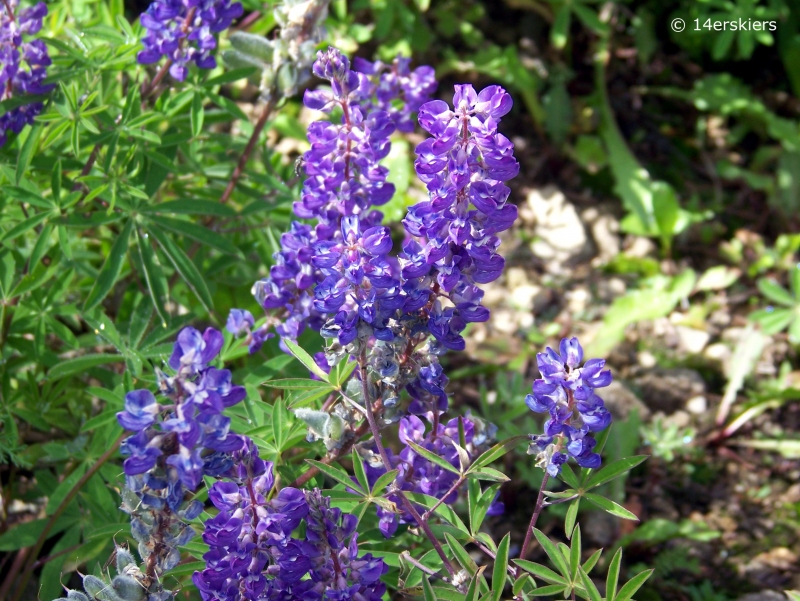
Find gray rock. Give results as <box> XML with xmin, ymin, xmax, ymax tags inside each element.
<box><xmin>633</xmin><ymin>368</ymin><xmax>706</xmax><ymax>414</ymax></box>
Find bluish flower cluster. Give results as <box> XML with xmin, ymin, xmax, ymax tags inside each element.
<box><xmin>194</xmin><ymin>445</ymin><xmax>388</xmax><ymax>601</ymax></box>
<box><xmin>226</xmin><ymin>308</ymin><xmax>272</xmax><ymax>353</ymax></box>
<box><xmin>117</xmin><ymin>326</ymin><xmax>246</xmax><ymax>575</ymax></box>
<box><xmin>400</xmin><ymin>84</ymin><xmax>519</xmax><ymax>351</ymax></box>
<box><xmin>138</xmin><ymin>0</ymin><xmax>244</xmax><ymax>81</ymax></box>
<box><xmin>0</xmin><ymin>0</ymin><xmax>52</xmax><ymax>147</ymax></box>
<box><xmin>251</xmin><ymin>48</ymin><xmax>413</xmax><ymax>346</ymax></box>
<box><xmin>362</xmin><ymin>414</ymin><xmax>501</xmax><ymax>538</ymax></box>
<box><xmin>353</xmin><ymin>55</ymin><xmax>437</xmax><ymax>133</ymax></box>
<box><xmin>525</xmin><ymin>337</ymin><xmax>613</xmax><ymax>476</ymax></box>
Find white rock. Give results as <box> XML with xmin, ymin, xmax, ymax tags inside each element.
<box><xmin>527</xmin><ymin>186</ymin><xmax>588</xmax><ymax>273</ymax></box>
<box><xmin>686</xmin><ymin>395</ymin><xmax>708</xmax><ymax>414</ymax></box>
<box><xmin>675</xmin><ymin>325</ymin><xmax>710</xmax><ymax>354</ymax></box>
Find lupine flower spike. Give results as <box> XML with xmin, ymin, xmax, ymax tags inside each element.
<box><xmin>525</xmin><ymin>337</ymin><xmax>613</xmax><ymax>476</ymax></box>
<box><xmin>0</xmin><ymin>0</ymin><xmax>52</xmax><ymax>146</ymax></box>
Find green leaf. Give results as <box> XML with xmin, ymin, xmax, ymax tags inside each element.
<box><xmin>80</xmin><ymin>408</ymin><xmax>122</xmax><ymax>433</ymax></box>
<box><xmin>584</xmin><ymin>493</ymin><xmax>639</xmax><ymax>520</ymax></box>
<box><xmin>464</xmin><ymin>567</ymin><xmax>484</xmax><ymax>601</ymax></box>
<box><xmin>272</xmin><ymin>398</ymin><xmax>289</xmax><ymax>451</ymax></box>
<box><xmin>606</xmin><ymin>548</ymin><xmax>622</xmax><ymax>601</ymax></box>
<box><xmin>371</xmin><ymin>469</ymin><xmax>399</xmax><ymax>495</ymax></box>
<box><xmin>443</xmin><ymin>532</ymin><xmax>479</xmax><ymax>575</ymax></box>
<box><xmin>421</xmin><ymin>575</ymin><xmax>438</xmax><ymax>601</ymax></box>
<box><xmin>16</xmin><ymin>122</ymin><xmax>42</xmax><ymax>184</ymax></box>
<box><xmin>586</xmin><ymin>456</ymin><xmax>648</xmax><ymax>490</ymax></box>
<box><xmin>191</xmin><ymin>92</ymin><xmax>204</xmax><ymax>138</ymax></box>
<box><xmin>406</xmin><ymin>440</ymin><xmax>460</xmax><ymax>475</ymax></box>
<box><xmin>83</xmin><ymin>219</ymin><xmax>133</xmax><ymax>311</ymax></box>
<box><xmin>583</xmin><ymin>548</ymin><xmax>602</xmax><ymax>574</ymax></box>
<box><xmin>577</xmin><ymin>566</ymin><xmax>603</xmax><ymax>601</ymax></box>
<box><xmin>0</xmin><ymin>516</ymin><xmax>77</xmax><ymax>551</ymax></box>
<box><xmin>147</xmin><ymin>225</ymin><xmax>214</xmax><ymax>313</ymax></box>
<box><xmin>529</xmin><ymin>583</ymin><xmax>566</xmax><ymax>596</ymax></box>
<box><xmin>3</xmin><ymin>186</ymin><xmax>54</xmax><ymax>209</ymax></box>
<box><xmin>154</xmin><ymin>216</ymin><xmax>243</xmax><ymax>256</ymax></box>
<box><xmin>751</xmin><ymin>307</ymin><xmax>795</xmax><ymax>334</ymax></box>
<box><xmin>490</xmin><ymin>533</ymin><xmax>510</xmax><ymax>601</ymax></box>
<box><xmin>263</xmin><ymin>378</ymin><xmax>333</xmax><ymax>390</ymax></box>
<box><xmin>533</xmin><ymin>529</ymin><xmax>569</xmax><ymax>577</ymax></box>
<box><xmin>469</xmin><ymin>435</ymin><xmax>528</xmax><ymax>471</ymax></box>
<box><xmin>407</xmin><ymin>493</ymin><xmax>468</xmax><ymax>532</ymax></box>
<box><xmin>615</xmin><ymin>569</ymin><xmax>654</xmax><ymax>601</ymax></box>
<box><xmin>558</xmin><ymin>463</ymin><xmax>580</xmax><ymax>489</ymax></box>
<box><xmin>283</xmin><ymin>338</ymin><xmax>329</xmax><ymax>381</ymax></box>
<box><xmin>551</xmin><ymin>3</ymin><xmax>571</xmax><ymax>49</ymax></box>
<box><xmin>204</xmin><ymin>67</ymin><xmax>258</xmax><ymax>86</ymax></box>
<box><xmin>569</xmin><ymin>524</ymin><xmax>581</xmax><ymax>577</ymax></box>
<box><xmin>757</xmin><ymin>278</ymin><xmax>796</xmax><ymax>306</ymax></box>
<box><xmin>513</xmin><ymin>560</ymin><xmax>568</xmax><ymax>584</ymax></box>
<box><xmin>467</xmin><ymin>467</ymin><xmax>509</xmax><ymax>482</ymax></box>
<box><xmin>136</xmin><ymin>228</ymin><xmax>170</xmax><ymax>327</ymax></box>
<box><xmin>1</xmin><ymin>211</ymin><xmax>51</xmax><ymax>242</ymax></box>
<box><xmin>49</xmin><ymin>353</ymin><xmax>124</xmax><ymax>379</ymax></box>
<box><xmin>351</xmin><ymin>449</ymin><xmax>370</xmax><ymax>493</ymax></box>
<box><xmin>565</xmin><ymin>498</ymin><xmax>580</xmax><ymax>539</ymax></box>
<box><xmin>330</xmin><ymin>356</ymin><xmax>357</xmax><ymax>388</ymax></box>
<box><xmin>306</xmin><ymin>460</ymin><xmax>364</xmax><ymax>494</ymax></box>
<box><xmin>142</xmin><ymin>199</ymin><xmax>237</xmax><ymax>217</ymax></box>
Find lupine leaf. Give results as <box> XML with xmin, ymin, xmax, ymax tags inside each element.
<box><xmin>49</xmin><ymin>353</ymin><xmax>125</xmax><ymax>379</ymax></box>
<box><xmin>565</xmin><ymin>498</ymin><xmax>580</xmax><ymax>538</ymax></box>
<box><xmin>147</xmin><ymin>225</ymin><xmax>214</xmax><ymax>313</ymax></box>
<box><xmin>154</xmin><ymin>216</ymin><xmax>243</xmax><ymax>257</ymax></box>
<box><xmin>83</xmin><ymin>218</ymin><xmax>133</xmax><ymax>310</ymax></box>
<box><xmin>569</xmin><ymin>524</ymin><xmax>581</xmax><ymax>577</ymax></box>
<box><xmin>135</xmin><ymin>227</ymin><xmax>170</xmax><ymax>327</ymax></box>
<box><xmin>615</xmin><ymin>569</ymin><xmax>654</xmax><ymax>601</ymax></box>
<box><xmin>306</xmin><ymin>460</ymin><xmax>363</xmax><ymax>494</ymax></box>
<box><xmin>490</xmin><ymin>533</ymin><xmax>510</xmax><ymax>601</ymax></box>
<box><xmin>421</xmin><ymin>575</ymin><xmax>438</xmax><ymax>601</ymax></box>
<box><xmin>351</xmin><ymin>448</ymin><xmax>370</xmax><ymax>493</ymax></box>
<box><xmin>512</xmin><ymin>560</ymin><xmax>567</xmax><ymax>585</ymax></box>
<box><xmin>757</xmin><ymin>278</ymin><xmax>795</xmax><ymax>306</ymax></box>
<box><xmin>371</xmin><ymin>469</ymin><xmax>399</xmax><ymax>495</ymax></box>
<box><xmin>406</xmin><ymin>441</ymin><xmax>460</xmax><ymax>475</ymax></box>
<box><xmin>584</xmin><ymin>493</ymin><xmax>639</xmax><ymax>520</ymax></box>
<box><xmin>558</xmin><ymin>463</ymin><xmax>581</xmax><ymax>489</ymax></box>
<box><xmin>606</xmin><ymin>548</ymin><xmax>622</xmax><ymax>601</ymax></box>
<box><xmin>578</xmin><ymin>566</ymin><xmax>602</xmax><ymax>601</ymax></box>
<box><xmin>528</xmin><ymin>583</ymin><xmax>566</xmax><ymax>596</ymax></box>
<box><xmin>283</xmin><ymin>339</ymin><xmax>329</xmax><ymax>381</ymax></box>
<box><xmin>469</xmin><ymin>435</ymin><xmax>528</xmax><ymax>471</ymax></box>
<box><xmin>533</xmin><ymin>529</ymin><xmax>570</xmax><ymax>577</ymax></box>
<box><xmin>586</xmin><ymin>455</ymin><xmax>649</xmax><ymax>490</ymax></box>
<box><xmin>262</xmin><ymin>378</ymin><xmax>332</xmax><ymax>390</ymax></box>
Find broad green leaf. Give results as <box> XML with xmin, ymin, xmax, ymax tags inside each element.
<box><xmin>1</xmin><ymin>211</ymin><xmax>51</xmax><ymax>242</ymax></box>
<box><xmin>351</xmin><ymin>448</ymin><xmax>370</xmax><ymax>493</ymax></box>
<box><xmin>46</xmin><ymin>463</ymin><xmax>87</xmax><ymax>514</ymax></box>
<box><xmin>565</xmin><ymin>498</ymin><xmax>580</xmax><ymax>539</ymax></box>
<box><xmin>263</xmin><ymin>378</ymin><xmax>333</xmax><ymax>391</ymax></box>
<box><xmin>586</xmin><ymin>456</ymin><xmax>648</xmax><ymax>490</ymax></box>
<box><xmin>84</xmin><ymin>219</ymin><xmax>133</xmax><ymax>311</ymax></box>
<box><xmin>569</xmin><ymin>524</ymin><xmax>581</xmax><ymax>576</ymax></box>
<box><xmin>558</xmin><ymin>463</ymin><xmax>580</xmax><ymax>489</ymax></box>
<box><xmin>283</xmin><ymin>339</ymin><xmax>329</xmax><ymax>381</ymax></box>
<box><xmin>577</xmin><ymin>566</ymin><xmax>602</xmax><ymax>601</ymax></box>
<box><xmin>147</xmin><ymin>225</ymin><xmax>214</xmax><ymax>313</ymax></box>
<box><xmin>606</xmin><ymin>548</ymin><xmax>622</xmax><ymax>601</ymax></box>
<box><xmin>512</xmin><ymin>560</ymin><xmax>567</xmax><ymax>585</ymax></box>
<box><xmin>155</xmin><ymin>216</ymin><xmax>243</xmax><ymax>257</ymax></box>
<box><xmin>406</xmin><ymin>441</ymin><xmax>460</xmax><ymax>475</ymax></box>
<box><xmin>615</xmin><ymin>569</ymin><xmax>654</xmax><ymax>601</ymax></box>
<box><xmin>306</xmin><ymin>460</ymin><xmax>363</xmax><ymax>494</ymax></box>
<box><xmin>757</xmin><ymin>278</ymin><xmax>795</xmax><ymax>306</ymax></box>
<box><xmin>272</xmin><ymin>399</ymin><xmax>289</xmax><ymax>451</ymax></box>
<box><xmin>0</xmin><ymin>516</ymin><xmax>77</xmax><ymax>551</ymax></box>
<box><xmin>421</xmin><ymin>575</ymin><xmax>438</xmax><ymax>601</ymax></box>
<box><xmin>469</xmin><ymin>435</ymin><xmax>528</xmax><ymax>471</ymax></box>
<box><xmin>16</xmin><ymin>122</ymin><xmax>42</xmax><ymax>184</ymax></box>
<box><xmin>467</xmin><ymin>467</ymin><xmax>509</xmax><ymax>482</ymax></box>
<box><xmin>136</xmin><ymin>228</ymin><xmax>170</xmax><ymax>327</ymax></box>
<box><xmin>443</xmin><ymin>532</ymin><xmax>479</xmax><ymax>575</ymax></box>
<box><xmin>371</xmin><ymin>469</ymin><xmax>399</xmax><ymax>495</ymax></box>
<box><xmin>3</xmin><ymin>186</ymin><xmax>53</xmax><ymax>209</ymax></box>
<box><xmin>584</xmin><ymin>493</ymin><xmax>639</xmax><ymax>520</ymax></box>
<box><xmin>533</xmin><ymin>529</ymin><xmax>569</xmax><ymax>577</ymax></box>
<box><xmin>49</xmin><ymin>353</ymin><xmax>125</xmax><ymax>379</ymax></box>
<box><xmin>490</xmin><ymin>533</ymin><xmax>510</xmax><ymax>601</ymax></box>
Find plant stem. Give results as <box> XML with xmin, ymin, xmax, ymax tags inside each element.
<box><xmin>8</xmin><ymin>433</ymin><xmax>125</xmax><ymax>601</ymax></box>
<box><xmin>289</xmin><ymin>421</ymin><xmax>370</xmax><ymax>488</ymax></box>
<box><xmin>519</xmin><ymin>471</ymin><xmax>550</xmax><ymax>561</ymax></box>
<box><xmin>400</xmin><ymin>551</ymin><xmax>439</xmax><ymax>577</ymax></box>
<box><xmin>219</xmin><ymin>97</ymin><xmax>277</xmax><ymax>204</ymax></box>
<box><xmin>357</xmin><ymin>354</ymin><xmax>458</xmax><ymax>579</ymax></box>
<box><xmin>422</xmin><ymin>474</ymin><xmax>465</xmax><ymax>522</ymax></box>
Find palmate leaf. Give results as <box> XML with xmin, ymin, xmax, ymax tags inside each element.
<box><xmin>490</xmin><ymin>533</ymin><xmax>510</xmax><ymax>601</ymax></box>
<box><xmin>585</xmin><ymin>455</ymin><xmax>649</xmax><ymax>490</ymax></box>
<box><xmin>283</xmin><ymin>339</ymin><xmax>330</xmax><ymax>381</ymax></box>
<box><xmin>468</xmin><ymin>435</ymin><xmax>528</xmax><ymax>471</ymax></box>
<box><xmin>306</xmin><ymin>460</ymin><xmax>363</xmax><ymax>494</ymax></box>
<box><xmin>406</xmin><ymin>441</ymin><xmax>460</xmax><ymax>475</ymax></box>
<box><xmin>584</xmin><ymin>493</ymin><xmax>639</xmax><ymax>521</ymax></box>
<box><xmin>147</xmin><ymin>225</ymin><xmax>214</xmax><ymax>313</ymax></box>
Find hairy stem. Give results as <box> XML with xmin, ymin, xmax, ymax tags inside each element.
<box><xmin>519</xmin><ymin>471</ymin><xmax>549</xmax><ymax>561</ymax></box>
<box><xmin>357</xmin><ymin>354</ymin><xmax>458</xmax><ymax>579</ymax></box>
<box><xmin>422</xmin><ymin>474</ymin><xmax>464</xmax><ymax>522</ymax></box>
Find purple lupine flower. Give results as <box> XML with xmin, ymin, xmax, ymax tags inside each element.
<box><xmin>364</xmin><ymin>414</ymin><xmax>498</xmax><ymax>538</ymax></box>
<box><xmin>137</xmin><ymin>0</ymin><xmax>244</xmax><ymax>81</ymax></box>
<box><xmin>117</xmin><ymin>326</ymin><xmax>246</xmax><ymax>580</ymax></box>
<box><xmin>400</xmin><ymin>83</ymin><xmax>519</xmax><ymax>352</ymax></box>
<box><xmin>525</xmin><ymin>337</ymin><xmax>613</xmax><ymax>476</ymax></box>
<box><xmin>225</xmin><ymin>308</ymin><xmax>254</xmax><ymax>336</ymax></box>
<box><xmin>0</xmin><ymin>0</ymin><xmax>52</xmax><ymax>147</ymax></box>
<box><xmin>194</xmin><ymin>449</ymin><xmax>387</xmax><ymax>601</ymax></box>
